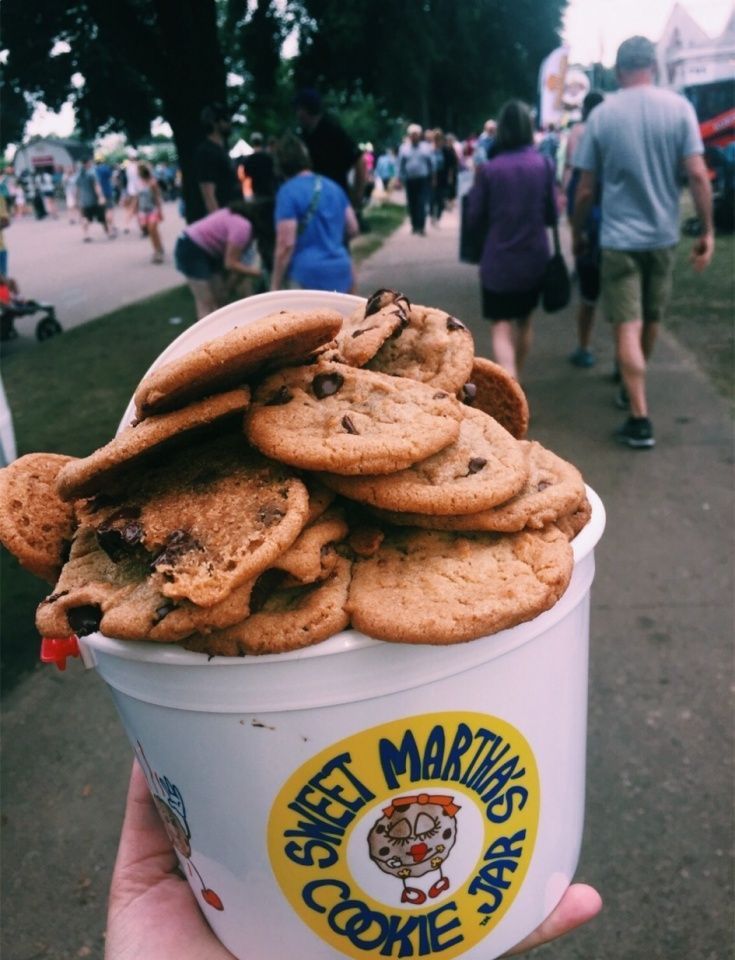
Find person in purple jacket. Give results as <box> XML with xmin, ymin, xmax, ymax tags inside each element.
<box><xmin>467</xmin><ymin>100</ymin><xmax>557</xmax><ymax>380</ymax></box>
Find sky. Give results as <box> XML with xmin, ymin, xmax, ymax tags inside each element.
<box><xmin>562</xmin><ymin>0</ymin><xmax>732</xmax><ymax>65</ymax></box>
<box><xmin>20</xmin><ymin>0</ymin><xmax>735</xmax><ymax>141</ymax></box>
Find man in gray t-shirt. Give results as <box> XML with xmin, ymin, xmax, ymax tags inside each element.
<box><xmin>572</xmin><ymin>36</ymin><xmax>714</xmax><ymax>449</ymax></box>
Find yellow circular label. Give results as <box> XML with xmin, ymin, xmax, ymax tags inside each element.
<box><xmin>268</xmin><ymin>712</ymin><xmax>539</xmax><ymax>958</ymax></box>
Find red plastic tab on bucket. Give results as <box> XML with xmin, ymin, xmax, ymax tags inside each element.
<box><xmin>40</xmin><ymin>636</ymin><xmax>81</xmax><ymax>671</ymax></box>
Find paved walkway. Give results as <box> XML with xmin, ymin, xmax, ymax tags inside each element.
<box><xmin>4</xmin><ymin>201</ymin><xmax>187</xmax><ymax>342</ymax></box>
<box><xmin>2</xmin><ymin>204</ymin><xmax>732</xmax><ymax>959</ymax></box>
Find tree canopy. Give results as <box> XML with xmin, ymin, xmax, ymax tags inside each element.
<box><xmin>3</xmin><ymin>0</ymin><xmax>568</xmax><ymax>148</ymax></box>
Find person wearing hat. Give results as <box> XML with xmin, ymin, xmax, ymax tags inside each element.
<box><xmin>294</xmin><ymin>88</ymin><xmax>366</xmax><ymax>214</ymax></box>
<box><xmin>572</xmin><ymin>35</ymin><xmax>714</xmax><ymax>449</ymax></box>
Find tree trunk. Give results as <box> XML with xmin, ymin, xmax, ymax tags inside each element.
<box><xmin>87</xmin><ymin>0</ymin><xmax>230</xmax><ymax>223</ymax></box>
<box><xmin>152</xmin><ymin>0</ymin><xmax>230</xmax><ymax>223</ymax></box>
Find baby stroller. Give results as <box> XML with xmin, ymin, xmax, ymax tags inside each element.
<box><xmin>0</xmin><ymin>277</ymin><xmax>63</xmax><ymax>343</ymax></box>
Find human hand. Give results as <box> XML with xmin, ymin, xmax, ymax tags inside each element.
<box><xmin>105</xmin><ymin>761</ymin><xmax>236</xmax><ymax>960</ymax></box>
<box><xmin>690</xmin><ymin>231</ymin><xmax>714</xmax><ymax>272</ymax></box>
<box><xmin>501</xmin><ymin>883</ymin><xmax>602</xmax><ymax>956</ymax></box>
<box><xmin>107</xmin><ymin>763</ymin><xmax>600</xmax><ymax>960</ymax></box>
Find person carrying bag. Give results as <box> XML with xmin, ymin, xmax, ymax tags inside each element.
<box><xmin>464</xmin><ymin>99</ymin><xmax>565</xmax><ymax>380</ymax></box>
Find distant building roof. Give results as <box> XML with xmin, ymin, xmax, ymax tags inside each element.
<box><xmin>11</xmin><ymin>138</ymin><xmax>92</xmax><ymax>173</ymax></box>
<box><xmin>657</xmin><ymin>2</ymin><xmax>735</xmax><ymax>88</ymax></box>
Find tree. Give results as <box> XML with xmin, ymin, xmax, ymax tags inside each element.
<box><xmin>288</xmin><ymin>0</ymin><xmax>568</xmax><ymax>135</ymax></box>
<box><xmin>2</xmin><ymin>0</ymin><xmax>569</xmax><ymax>202</ymax></box>
<box><xmin>2</xmin><ymin>0</ymin><xmax>230</xmax><ymax>219</ymax></box>
<box><xmin>224</xmin><ymin>0</ymin><xmax>288</xmax><ymax>135</ymax></box>
<box><xmin>271</xmin><ymin>0</ymin><xmax>569</xmax><ymax>140</ymax></box>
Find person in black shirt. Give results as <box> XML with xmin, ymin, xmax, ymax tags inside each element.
<box><xmin>237</xmin><ymin>132</ymin><xmax>277</xmax><ymax>277</ymax></box>
<box><xmin>240</xmin><ymin>133</ymin><xmax>275</xmax><ymax>199</ymax></box>
<box><xmin>294</xmin><ymin>88</ymin><xmax>366</xmax><ymax>211</ymax></box>
<box><xmin>187</xmin><ymin>103</ymin><xmax>239</xmax><ymax>224</ymax></box>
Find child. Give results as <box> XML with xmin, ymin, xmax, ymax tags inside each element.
<box><xmin>136</xmin><ymin>163</ymin><xmax>164</xmax><ymax>263</ymax></box>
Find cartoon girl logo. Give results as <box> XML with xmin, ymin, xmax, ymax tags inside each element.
<box><xmin>135</xmin><ymin>742</ymin><xmax>224</xmax><ymax>911</ymax></box>
<box><xmin>367</xmin><ymin>793</ymin><xmax>461</xmax><ymax>905</ymax></box>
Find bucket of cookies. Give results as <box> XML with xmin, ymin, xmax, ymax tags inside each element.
<box><xmin>4</xmin><ymin>289</ymin><xmax>605</xmax><ymax>960</ymax></box>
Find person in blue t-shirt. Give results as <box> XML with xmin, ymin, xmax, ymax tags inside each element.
<box><xmin>95</xmin><ymin>155</ymin><xmax>118</xmax><ymax>236</ymax></box>
<box><xmin>271</xmin><ymin>133</ymin><xmax>359</xmax><ymax>293</ymax></box>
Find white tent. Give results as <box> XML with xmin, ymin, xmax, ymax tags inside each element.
<box><xmin>229</xmin><ymin>139</ymin><xmax>252</xmax><ymax>158</ymax></box>
<box><xmin>12</xmin><ymin>138</ymin><xmax>90</xmax><ymax>174</ymax></box>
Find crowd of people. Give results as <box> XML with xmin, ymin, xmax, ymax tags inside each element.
<box><xmin>2</xmin><ymin>36</ymin><xmax>715</xmax><ymax>453</ymax></box>
<box><xmin>464</xmin><ymin>35</ymin><xmax>713</xmax><ymax>449</ymax></box>
<box><xmin>0</xmin><ymin>151</ymin><xmax>179</xmax><ymax>269</ymax></box>
<box><xmin>0</xmin><ymin>32</ymin><xmax>719</xmax><ymax>959</ymax></box>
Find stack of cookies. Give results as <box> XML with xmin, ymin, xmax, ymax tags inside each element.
<box><xmin>0</xmin><ymin>290</ymin><xmax>591</xmax><ymax>655</ymax></box>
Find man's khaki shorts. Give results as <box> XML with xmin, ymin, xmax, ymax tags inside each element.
<box><xmin>601</xmin><ymin>246</ymin><xmax>677</xmax><ymax>325</ymax></box>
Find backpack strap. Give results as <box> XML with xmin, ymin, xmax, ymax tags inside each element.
<box><xmin>298</xmin><ymin>175</ymin><xmax>323</xmax><ymax>236</ymax></box>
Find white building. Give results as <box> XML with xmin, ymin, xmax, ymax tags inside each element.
<box><xmin>657</xmin><ymin>3</ymin><xmax>735</xmax><ymax>89</ymax></box>
<box><xmin>12</xmin><ymin>138</ymin><xmax>90</xmax><ymax>175</ymax></box>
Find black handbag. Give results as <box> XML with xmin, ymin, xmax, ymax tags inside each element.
<box><xmin>542</xmin><ymin>221</ymin><xmax>571</xmax><ymax>312</ymax></box>
<box><xmin>541</xmin><ymin>163</ymin><xmax>571</xmax><ymax>312</ymax></box>
<box><xmin>459</xmin><ymin>192</ymin><xmax>485</xmax><ymax>265</ymax></box>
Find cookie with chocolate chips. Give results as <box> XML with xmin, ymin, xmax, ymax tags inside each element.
<box><xmin>182</xmin><ymin>556</ymin><xmax>352</xmax><ymax>656</ymax></box>
<box><xmin>272</xmin><ymin>507</ymin><xmax>348</xmax><ymax>584</ymax></box>
<box><xmin>319</xmin><ymin>405</ymin><xmax>528</xmax><ymax>515</ymax></box>
<box><xmin>133</xmin><ymin>309</ymin><xmax>343</xmax><ymax>418</ymax></box>
<box><xmin>245</xmin><ymin>359</ymin><xmax>462</xmax><ymax>475</ymax></box>
<box><xmin>334</xmin><ymin>289</ymin><xmax>411</xmax><ymax>367</ymax></box>
<box><xmin>0</xmin><ymin>453</ymin><xmax>77</xmax><ymax>582</ymax></box>
<box><xmin>76</xmin><ymin>434</ymin><xmax>309</xmax><ymax>607</ymax></box>
<box><xmin>459</xmin><ymin>357</ymin><xmax>530</xmax><ymax>440</ymax></box>
<box><xmin>35</xmin><ymin>525</ymin><xmax>257</xmax><ymax>643</ymax></box>
<box><xmin>365</xmin><ymin>303</ymin><xmax>475</xmax><ymax>392</ymax></box>
<box><xmin>56</xmin><ymin>388</ymin><xmax>251</xmax><ymax>502</ymax></box>
<box><xmin>371</xmin><ymin>441</ymin><xmax>585</xmax><ymax>533</ymax></box>
<box><xmin>347</xmin><ymin>526</ymin><xmax>573</xmax><ymax>644</ymax></box>
<box><xmin>556</xmin><ymin>495</ymin><xmax>592</xmax><ymax>541</ymax></box>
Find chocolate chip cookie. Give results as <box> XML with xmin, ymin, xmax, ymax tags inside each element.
<box><xmin>273</xmin><ymin>508</ymin><xmax>348</xmax><ymax>584</ymax></box>
<box><xmin>183</xmin><ymin>556</ymin><xmax>352</xmax><ymax>656</ymax></box>
<box><xmin>347</xmin><ymin>526</ymin><xmax>573</xmax><ymax>644</ymax></box>
<box><xmin>365</xmin><ymin>303</ymin><xmax>475</xmax><ymax>392</ymax></box>
<box><xmin>319</xmin><ymin>405</ymin><xmax>528</xmax><ymax>515</ymax></box>
<box><xmin>77</xmin><ymin>434</ymin><xmax>309</xmax><ymax>607</ymax></box>
<box><xmin>245</xmin><ymin>359</ymin><xmax>462</xmax><ymax>475</ymax></box>
<box><xmin>35</xmin><ymin>525</ymin><xmax>256</xmax><ymax>643</ymax></box>
<box><xmin>371</xmin><ymin>441</ymin><xmax>585</xmax><ymax>532</ymax></box>
<box><xmin>556</xmin><ymin>495</ymin><xmax>592</xmax><ymax>541</ymax></box>
<box><xmin>57</xmin><ymin>388</ymin><xmax>251</xmax><ymax>501</ymax></box>
<box><xmin>459</xmin><ymin>356</ymin><xmax>530</xmax><ymax>439</ymax></box>
<box><xmin>134</xmin><ymin>309</ymin><xmax>343</xmax><ymax>418</ymax></box>
<box><xmin>334</xmin><ymin>289</ymin><xmax>410</xmax><ymax>367</ymax></box>
<box><xmin>0</xmin><ymin>453</ymin><xmax>77</xmax><ymax>582</ymax></box>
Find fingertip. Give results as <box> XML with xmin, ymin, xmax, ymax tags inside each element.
<box><xmin>562</xmin><ymin>883</ymin><xmax>603</xmax><ymax>927</ymax></box>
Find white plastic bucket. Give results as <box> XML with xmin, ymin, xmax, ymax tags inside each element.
<box><xmin>79</xmin><ymin>292</ymin><xmax>606</xmax><ymax>959</ymax></box>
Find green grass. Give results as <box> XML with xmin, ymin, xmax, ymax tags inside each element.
<box><xmin>353</xmin><ymin>202</ymin><xmax>406</xmax><ymax>262</ymax></box>
<box><xmin>0</xmin><ymin>206</ymin><xmax>406</xmax><ymax>692</ymax></box>
<box><xmin>1</xmin><ymin>286</ymin><xmax>199</xmax><ymax>691</ymax></box>
<box><xmin>667</xmin><ymin>229</ymin><xmax>734</xmax><ymax>404</ymax></box>
<box><xmin>3</xmin><ymin>287</ymin><xmax>199</xmax><ymax>459</ymax></box>
<box><xmin>1</xmin><ymin>202</ymin><xmax>407</xmax><ymax>464</ymax></box>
